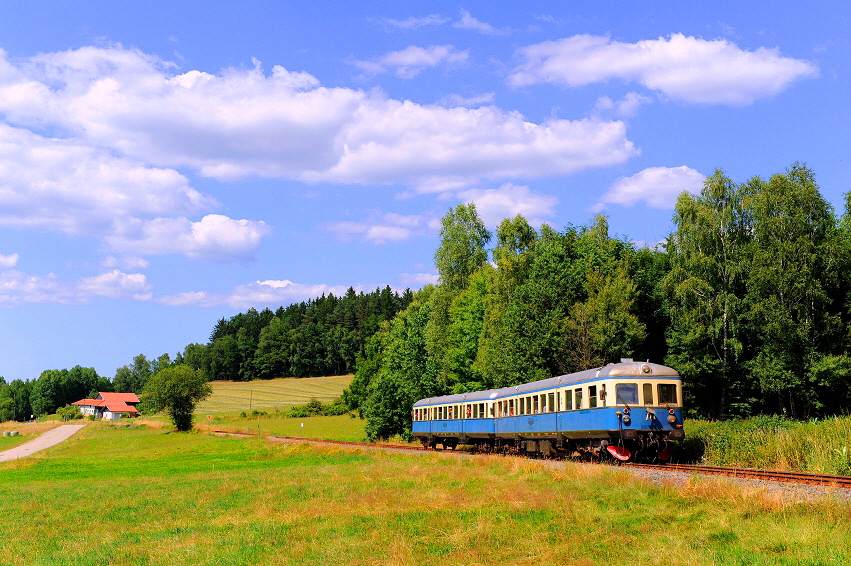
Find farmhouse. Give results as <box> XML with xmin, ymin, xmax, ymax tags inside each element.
<box><xmin>73</xmin><ymin>392</ymin><xmax>140</xmax><ymax>420</ymax></box>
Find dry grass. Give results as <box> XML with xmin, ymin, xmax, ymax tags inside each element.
<box><xmin>1</xmin><ymin>425</ymin><xmax>850</xmax><ymax>564</ymax></box>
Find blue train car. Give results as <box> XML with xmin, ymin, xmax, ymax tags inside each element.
<box><xmin>412</xmin><ymin>359</ymin><xmax>685</xmax><ymax>462</ymax></box>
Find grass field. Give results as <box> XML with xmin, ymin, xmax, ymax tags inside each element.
<box><xmin>1</xmin><ymin>423</ymin><xmax>850</xmax><ymax>564</ymax></box>
<box><xmin>194</xmin><ymin>375</ymin><xmax>353</xmax><ymax>415</ymax></box>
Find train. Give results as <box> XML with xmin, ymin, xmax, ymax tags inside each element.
<box><xmin>412</xmin><ymin>359</ymin><xmax>684</xmax><ymax>462</ymax></box>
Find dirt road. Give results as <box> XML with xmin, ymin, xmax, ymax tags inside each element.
<box><xmin>0</xmin><ymin>424</ymin><xmax>85</xmax><ymax>462</ymax></box>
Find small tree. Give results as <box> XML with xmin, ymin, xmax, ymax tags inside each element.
<box><xmin>142</xmin><ymin>366</ymin><xmax>212</xmax><ymax>432</ymax></box>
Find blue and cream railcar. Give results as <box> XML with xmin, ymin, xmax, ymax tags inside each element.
<box><xmin>412</xmin><ymin>359</ymin><xmax>685</xmax><ymax>462</ymax></box>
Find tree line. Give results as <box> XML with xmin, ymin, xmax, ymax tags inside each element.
<box><xmin>0</xmin><ymin>286</ymin><xmax>413</xmax><ymax>421</ymax></box>
<box><xmin>345</xmin><ymin>164</ymin><xmax>851</xmax><ymax>439</ymax></box>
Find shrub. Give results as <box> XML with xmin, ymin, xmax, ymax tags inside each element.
<box><xmin>56</xmin><ymin>405</ymin><xmax>83</xmax><ymax>421</ymax></box>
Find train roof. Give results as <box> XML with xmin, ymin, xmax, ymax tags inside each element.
<box><xmin>413</xmin><ymin>360</ymin><xmax>680</xmax><ymax>407</ymax></box>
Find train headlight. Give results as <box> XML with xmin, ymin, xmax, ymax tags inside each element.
<box><xmin>622</xmin><ymin>414</ymin><xmax>631</xmax><ymax>426</ymax></box>
<box><xmin>667</xmin><ymin>408</ymin><xmax>676</xmax><ymax>424</ymax></box>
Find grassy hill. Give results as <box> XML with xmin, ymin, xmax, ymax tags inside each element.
<box><xmin>194</xmin><ymin>375</ymin><xmax>353</xmax><ymax>415</ymax></box>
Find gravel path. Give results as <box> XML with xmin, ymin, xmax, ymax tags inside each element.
<box><xmin>0</xmin><ymin>424</ymin><xmax>85</xmax><ymax>462</ymax></box>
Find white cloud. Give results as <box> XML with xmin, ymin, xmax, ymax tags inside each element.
<box><xmin>593</xmin><ymin>166</ymin><xmax>705</xmax><ymax>211</ymax></box>
<box><xmin>453</xmin><ymin>10</ymin><xmax>508</xmax><ymax>35</ymax></box>
<box><xmin>594</xmin><ymin>92</ymin><xmax>653</xmax><ymax>118</ymax></box>
<box><xmin>509</xmin><ymin>33</ymin><xmax>817</xmax><ymax>104</ymax></box>
<box><xmin>399</xmin><ymin>272</ymin><xmax>439</xmax><ymax>286</ymax></box>
<box><xmin>0</xmin><ymin>46</ymin><xmax>636</xmax><ymax>190</ymax></box>
<box><xmin>457</xmin><ymin>183</ymin><xmax>559</xmax><ymax>226</ymax></box>
<box><xmin>355</xmin><ymin>45</ymin><xmax>468</xmax><ymax>79</ymax></box>
<box><xmin>329</xmin><ymin>211</ymin><xmax>439</xmax><ymax>244</ymax></box>
<box><xmin>438</xmin><ymin>92</ymin><xmax>495</xmax><ymax>107</ymax></box>
<box><xmin>101</xmin><ymin>256</ymin><xmax>151</xmax><ymax>269</ymax></box>
<box><xmin>0</xmin><ymin>267</ymin><xmax>150</xmax><ymax>306</ymax></box>
<box><xmin>77</xmin><ymin>270</ymin><xmax>153</xmax><ymax>301</ymax></box>
<box><xmin>382</xmin><ymin>15</ymin><xmax>450</xmax><ymax>29</ymax></box>
<box><xmin>0</xmin><ymin>253</ymin><xmax>19</xmax><ymax>269</ymax></box>
<box><xmin>157</xmin><ymin>279</ymin><xmax>379</xmax><ymax>309</ymax></box>
<box><xmin>0</xmin><ymin>122</ymin><xmax>268</xmax><ymax>261</ymax></box>
<box><xmin>0</xmin><ymin>122</ymin><xmax>210</xmax><ymax>235</ymax></box>
<box><xmin>106</xmin><ymin>214</ymin><xmax>271</xmax><ymax>262</ymax></box>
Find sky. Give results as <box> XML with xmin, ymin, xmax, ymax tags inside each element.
<box><xmin>0</xmin><ymin>1</ymin><xmax>847</xmax><ymax>382</ymax></box>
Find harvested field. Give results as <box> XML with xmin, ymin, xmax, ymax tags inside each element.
<box><xmin>194</xmin><ymin>375</ymin><xmax>353</xmax><ymax>414</ymax></box>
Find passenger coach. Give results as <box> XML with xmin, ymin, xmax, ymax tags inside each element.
<box><xmin>412</xmin><ymin>359</ymin><xmax>684</xmax><ymax>462</ymax></box>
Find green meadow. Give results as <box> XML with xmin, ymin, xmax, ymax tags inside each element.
<box><xmin>1</xmin><ymin>423</ymin><xmax>851</xmax><ymax>565</ymax></box>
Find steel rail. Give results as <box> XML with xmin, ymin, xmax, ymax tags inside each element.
<box><xmin>625</xmin><ymin>462</ymin><xmax>851</xmax><ymax>488</ymax></box>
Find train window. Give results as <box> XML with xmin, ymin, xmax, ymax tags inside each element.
<box><xmin>658</xmin><ymin>384</ymin><xmax>677</xmax><ymax>405</ymax></box>
<box><xmin>616</xmin><ymin>383</ymin><xmax>639</xmax><ymax>405</ymax></box>
<box><xmin>527</xmin><ymin>397</ymin><xmax>532</xmax><ymax>415</ymax></box>
<box><xmin>574</xmin><ymin>389</ymin><xmax>583</xmax><ymax>409</ymax></box>
<box><xmin>600</xmin><ymin>384</ymin><xmax>607</xmax><ymax>407</ymax></box>
<box><xmin>643</xmin><ymin>383</ymin><xmax>654</xmax><ymax>405</ymax></box>
<box><xmin>566</xmin><ymin>390</ymin><xmax>572</xmax><ymax>410</ymax></box>
<box><xmin>533</xmin><ymin>396</ymin><xmax>539</xmax><ymax>414</ymax></box>
<box><xmin>548</xmin><ymin>393</ymin><xmax>554</xmax><ymax>412</ymax></box>
<box><xmin>589</xmin><ymin>385</ymin><xmax>598</xmax><ymax>408</ymax></box>
<box><xmin>509</xmin><ymin>400</ymin><xmax>514</xmax><ymax>415</ymax></box>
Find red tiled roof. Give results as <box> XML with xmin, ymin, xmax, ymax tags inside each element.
<box><xmin>105</xmin><ymin>403</ymin><xmax>138</xmax><ymax>414</ymax></box>
<box><xmin>97</xmin><ymin>392</ymin><xmax>139</xmax><ymax>404</ymax></box>
<box><xmin>73</xmin><ymin>399</ymin><xmax>106</xmax><ymax>407</ymax></box>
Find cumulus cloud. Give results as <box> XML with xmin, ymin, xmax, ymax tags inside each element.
<box><xmin>157</xmin><ymin>279</ymin><xmax>379</xmax><ymax>309</ymax></box>
<box><xmin>399</xmin><ymin>272</ymin><xmax>439</xmax><ymax>286</ymax></box>
<box><xmin>453</xmin><ymin>10</ymin><xmax>508</xmax><ymax>35</ymax></box>
<box><xmin>593</xmin><ymin>166</ymin><xmax>705</xmax><ymax>211</ymax></box>
<box><xmin>438</xmin><ymin>92</ymin><xmax>495</xmax><ymax>107</ymax></box>
<box><xmin>0</xmin><ymin>123</ymin><xmax>210</xmax><ymax>234</ymax></box>
<box><xmin>0</xmin><ymin>121</ymin><xmax>268</xmax><ymax>261</ymax></box>
<box><xmin>354</xmin><ymin>45</ymin><xmax>468</xmax><ymax>79</ymax></box>
<box><xmin>0</xmin><ymin>46</ymin><xmax>636</xmax><ymax>190</ymax></box>
<box><xmin>457</xmin><ymin>183</ymin><xmax>559</xmax><ymax>226</ymax></box>
<box><xmin>0</xmin><ymin>267</ymin><xmax>151</xmax><ymax>306</ymax></box>
<box><xmin>509</xmin><ymin>33</ymin><xmax>817</xmax><ymax>104</ymax></box>
<box><xmin>106</xmin><ymin>214</ymin><xmax>271</xmax><ymax>262</ymax></box>
<box><xmin>329</xmin><ymin>211</ymin><xmax>440</xmax><ymax>244</ymax></box>
<box><xmin>594</xmin><ymin>92</ymin><xmax>653</xmax><ymax>118</ymax></box>
<box><xmin>0</xmin><ymin>253</ymin><xmax>19</xmax><ymax>269</ymax></box>
<box><xmin>76</xmin><ymin>270</ymin><xmax>153</xmax><ymax>301</ymax></box>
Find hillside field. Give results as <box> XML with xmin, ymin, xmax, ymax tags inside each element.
<box><xmin>194</xmin><ymin>375</ymin><xmax>353</xmax><ymax>414</ymax></box>
<box><xmin>1</xmin><ymin>423</ymin><xmax>850</xmax><ymax>564</ymax></box>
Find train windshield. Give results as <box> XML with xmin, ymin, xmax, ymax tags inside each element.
<box><xmin>615</xmin><ymin>383</ymin><xmax>639</xmax><ymax>405</ymax></box>
<box><xmin>658</xmin><ymin>384</ymin><xmax>677</xmax><ymax>405</ymax></box>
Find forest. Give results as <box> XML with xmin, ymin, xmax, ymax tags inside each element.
<box><xmin>3</xmin><ymin>163</ymin><xmax>850</xmax><ymax>437</ymax></box>
<box><xmin>345</xmin><ymin>164</ymin><xmax>851</xmax><ymax>439</ymax></box>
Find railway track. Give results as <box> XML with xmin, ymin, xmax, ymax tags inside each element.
<box><xmin>213</xmin><ymin>430</ymin><xmax>851</xmax><ymax>488</ymax></box>
<box><xmin>625</xmin><ymin>462</ymin><xmax>851</xmax><ymax>488</ymax></box>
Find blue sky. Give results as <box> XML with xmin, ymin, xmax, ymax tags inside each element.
<box><xmin>0</xmin><ymin>1</ymin><xmax>846</xmax><ymax>382</ymax></box>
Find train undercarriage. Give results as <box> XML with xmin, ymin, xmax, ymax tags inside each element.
<box><xmin>418</xmin><ymin>430</ymin><xmax>683</xmax><ymax>463</ymax></box>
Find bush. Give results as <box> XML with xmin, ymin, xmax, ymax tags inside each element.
<box><xmin>56</xmin><ymin>405</ymin><xmax>83</xmax><ymax>421</ymax></box>
<box><xmin>285</xmin><ymin>397</ymin><xmax>350</xmax><ymax>418</ymax></box>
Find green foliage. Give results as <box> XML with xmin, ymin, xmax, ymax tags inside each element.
<box><xmin>30</xmin><ymin>366</ymin><xmax>103</xmax><ymax>417</ymax></box>
<box><xmin>201</xmin><ymin>288</ymin><xmax>413</xmax><ymax>381</ymax></box>
<box><xmin>142</xmin><ymin>366</ymin><xmax>212</xmax><ymax>431</ymax></box>
<box><xmin>285</xmin><ymin>397</ymin><xmax>348</xmax><ymax>418</ymax></box>
<box><xmin>684</xmin><ymin>415</ymin><xmax>851</xmax><ymax>474</ymax></box>
<box><xmin>434</xmin><ymin>203</ymin><xmax>491</xmax><ymax>291</ymax></box>
<box><xmin>56</xmin><ymin>404</ymin><xmax>83</xmax><ymax>421</ymax></box>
